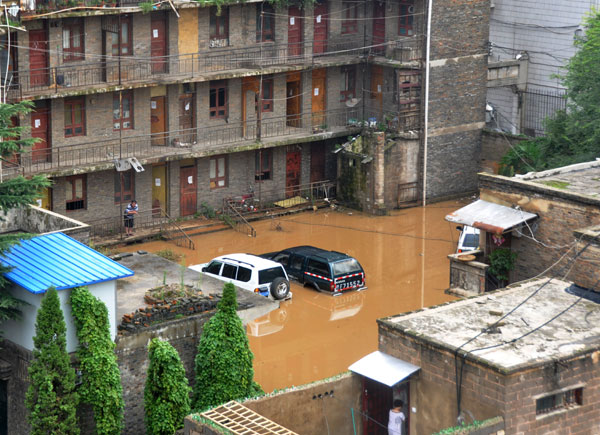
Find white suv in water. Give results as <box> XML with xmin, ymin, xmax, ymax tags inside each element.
<box><xmin>189</xmin><ymin>254</ymin><xmax>291</xmax><ymax>300</ymax></box>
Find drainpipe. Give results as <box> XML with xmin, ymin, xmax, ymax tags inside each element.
<box><xmin>422</xmin><ymin>0</ymin><xmax>433</xmax><ymax>206</ymax></box>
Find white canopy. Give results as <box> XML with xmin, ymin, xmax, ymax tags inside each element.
<box><xmin>349</xmin><ymin>351</ymin><xmax>420</xmax><ymax>387</ymax></box>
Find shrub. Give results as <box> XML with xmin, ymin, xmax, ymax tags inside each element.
<box><xmin>26</xmin><ymin>287</ymin><xmax>79</xmax><ymax>435</ymax></box>
<box><xmin>70</xmin><ymin>287</ymin><xmax>124</xmax><ymax>435</ymax></box>
<box><xmin>193</xmin><ymin>283</ymin><xmax>263</xmax><ymax>410</ymax></box>
<box><xmin>145</xmin><ymin>338</ymin><xmax>191</xmax><ymax>434</ymax></box>
<box><xmin>488</xmin><ymin>248</ymin><xmax>517</xmax><ymax>282</ymax></box>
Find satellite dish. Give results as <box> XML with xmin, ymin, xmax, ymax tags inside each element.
<box><xmin>345</xmin><ymin>98</ymin><xmax>360</xmax><ymax>108</ymax></box>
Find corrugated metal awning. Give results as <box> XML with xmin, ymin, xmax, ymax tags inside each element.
<box><xmin>349</xmin><ymin>351</ymin><xmax>420</xmax><ymax>387</ymax></box>
<box><xmin>445</xmin><ymin>199</ymin><xmax>537</xmax><ymax>234</ymax></box>
<box><xmin>1</xmin><ymin>232</ymin><xmax>133</xmax><ymax>294</ymax></box>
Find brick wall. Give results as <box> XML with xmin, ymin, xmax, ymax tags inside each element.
<box><xmin>479</xmin><ymin>174</ymin><xmax>600</xmax><ymax>284</ymax></box>
<box><xmin>426</xmin><ymin>0</ymin><xmax>490</xmax><ymax>200</ymax></box>
<box><xmin>379</xmin><ymin>321</ymin><xmax>600</xmax><ymax>434</ymax></box>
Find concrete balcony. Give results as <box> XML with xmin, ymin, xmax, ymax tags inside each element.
<box><xmin>4</xmin><ymin>37</ymin><xmax>422</xmax><ymax>101</ymax></box>
<box><xmin>3</xmin><ymin>106</ymin><xmax>419</xmax><ymax>179</ymax></box>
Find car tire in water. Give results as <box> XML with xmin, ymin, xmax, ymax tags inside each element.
<box><xmin>270</xmin><ymin>277</ymin><xmax>290</xmax><ymax>300</ymax></box>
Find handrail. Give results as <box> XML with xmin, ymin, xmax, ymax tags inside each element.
<box><xmin>3</xmin><ymin>36</ymin><xmax>423</xmax><ymax>100</ymax></box>
<box><xmin>222</xmin><ymin>200</ymin><xmax>257</xmax><ymax>238</ymax></box>
<box><xmin>161</xmin><ymin>211</ymin><xmax>196</xmax><ymax>250</ymax></box>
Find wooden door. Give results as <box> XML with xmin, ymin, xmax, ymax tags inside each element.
<box><xmin>31</xmin><ymin>105</ymin><xmax>50</xmax><ymax>163</ymax></box>
<box><xmin>38</xmin><ymin>187</ymin><xmax>52</xmax><ymax>210</ymax></box>
<box><xmin>288</xmin><ymin>6</ymin><xmax>303</xmax><ymax>57</ymax></box>
<box><xmin>311</xmin><ymin>69</ymin><xmax>326</xmax><ymax>127</ymax></box>
<box><xmin>310</xmin><ymin>144</ymin><xmax>325</xmax><ymax>183</ymax></box>
<box><xmin>313</xmin><ymin>0</ymin><xmax>328</xmax><ymax>54</ymax></box>
<box><xmin>152</xmin><ymin>164</ymin><xmax>167</xmax><ymax>216</ymax></box>
<box><xmin>362</xmin><ymin>377</ymin><xmax>393</xmax><ymax>435</ymax></box>
<box><xmin>151</xmin><ymin>96</ymin><xmax>167</xmax><ymax>146</ymax></box>
<box><xmin>285</xmin><ymin>150</ymin><xmax>301</xmax><ymax>198</ymax></box>
<box><xmin>151</xmin><ymin>15</ymin><xmax>168</xmax><ymax>73</ymax></box>
<box><xmin>179</xmin><ymin>94</ymin><xmax>196</xmax><ymax>144</ymax></box>
<box><xmin>371</xmin><ymin>65</ymin><xmax>384</xmax><ymax>116</ymax></box>
<box><xmin>179</xmin><ymin>165</ymin><xmax>197</xmax><ymax>216</ymax></box>
<box><xmin>29</xmin><ymin>29</ymin><xmax>49</xmax><ymax>87</ymax></box>
<box><xmin>373</xmin><ymin>1</ymin><xmax>386</xmax><ymax>55</ymax></box>
<box><xmin>286</xmin><ymin>74</ymin><xmax>301</xmax><ymax>128</ymax></box>
<box><xmin>242</xmin><ymin>77</ymin><xmax>259</xmax><ymax>137</ymax></box>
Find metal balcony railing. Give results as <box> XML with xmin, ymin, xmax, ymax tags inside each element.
<box><xmin>4</xmin><ymin>37</ymin><xmax>422</xmax><ymax>100</ymax></box>
<box><xmin>2</xmin><ymin>106</ymin><xmax>421</xmax><ymax>179</ymax></box>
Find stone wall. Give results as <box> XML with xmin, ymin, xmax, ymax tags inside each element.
<box><xmin>0</xmin><ymin>205</ymin><xmax>90</xmax><ymax>243</ymax></box>
<box><xmin>184</xmin><ymin>372</ymin><xmax>362</xmax><ymax>435</ymax></box>
<box><xmin>0</xmin><ymin>340</ymin><xmax>32</xmax><ymax>435</ymax></box>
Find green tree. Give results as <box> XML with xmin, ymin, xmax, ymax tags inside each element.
<box><xmin>145</xmin><ymin>338</ymin><xmax>191</xmax><ymax>434</ymax></box>
<box><xmin>25</xmin><ymin>287</ymin><xmax>79</xmax><ymax>435</ymax></box>
<box><xmin>193</xmin><ymin>283</ymin><xmax>263</xmax><ymax>410</ymax></box>
<box><xmin>70</xmin><ymin>286</ymin><xmax>124</xmax><ymax>435</ymax></box>
<box><xmin>0</xmin><ymin>101</ymin><xmax>50</xmax><ymax>328</ymax></box>
<box><xmin>500</xmin><ymin>10</ymin><xmax>600</xmax><ymax>175</ymax></box>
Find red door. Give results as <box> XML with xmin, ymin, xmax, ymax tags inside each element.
<box><xmin>285</xmin><ymin>150</ymin><xmax>301</xmax><ymax>198</ymax></box>
<box><xmin>180</xmin><ymin>165</ymin><xmax>197</xmax><ymax>216</ymax></box>
<box><xmin>310</xmin><ymin>144</ymin><xmax>325</xmax><ymax>183</ymax></box>
<box><xmin>373</xmin><ymin>1</ymin><xmax>386</xmax><ymax>55</ymax></box>
<box><xmin>151</xmin><ymin>15</ymin><xmax>167</xmax><ymax>73</ymax></box>
<box><xmin>362</xmin><ymin>377</ymin><xmax>393</xmax><ymax>435</ymax></box>
<box><xmin>313</xmin><ymin>0</ymin><xmax>328</xmax><ymax>54</ymax></box>
<box><xmin>31</xmin><ymin>105</ymin><xmax>50</xmax><ymax>164</ymax></box>
<box><xmin>29</xmin><ymin>29</ymin><xmax>49</xmax><ymax>87</ymax></box>
<box><xmin>288</xmin><ymin>6</ymin><xmax>303</xmax><ymax>57</ymax></box>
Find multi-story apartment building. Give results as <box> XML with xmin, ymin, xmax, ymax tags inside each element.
<box><xmin>487</xmin><ymin>0</ymin><xmax>600</xmax><ymax>136</ymax></box>
<box><xmin>0</xmin><ymin>0</ymin><xmax>488</xmax><ymax>229</ymax></box>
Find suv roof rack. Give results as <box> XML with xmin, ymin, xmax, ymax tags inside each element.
<box><xmin>222</xmin><ymin>257</ymin><xmax>255</xmax><ymax>268</ymax></box>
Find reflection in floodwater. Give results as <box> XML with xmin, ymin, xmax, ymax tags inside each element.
<box><xmin>120</xmin><ymin>200</ymin><xmax>465</xmax><ymax>393</ymax></box>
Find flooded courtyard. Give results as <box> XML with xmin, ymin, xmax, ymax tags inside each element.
<box><xmin>119</xmin><ymin>200</ymin><xmax>465</xmax><ymax>392</ymax></box>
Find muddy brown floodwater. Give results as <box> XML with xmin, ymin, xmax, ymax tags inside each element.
<box><xmin>120</xmin><ymin>200</ymin><xmax>466</xmax><ymax>393</ymax></box>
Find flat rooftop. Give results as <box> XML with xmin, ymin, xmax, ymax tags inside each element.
<box><xmin>382</xmin><ymin>278</ymin><xmax>600</xmax><ymax>372</ymax></box>
<box><xmin>516</xmin><ymin>159</ymin><xmax>600</xmax><ymax>199</ymax></box>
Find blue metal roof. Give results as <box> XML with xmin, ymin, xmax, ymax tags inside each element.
<box><xmin>1</xmin><ymin>232</ymin><xmax>134</xmax><ymax>294</ymax></box>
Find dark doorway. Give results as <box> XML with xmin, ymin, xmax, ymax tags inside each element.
<box><xmin>362</xmin><ymin>377</ymin><xmax>392</xmax><ymax>434</ymax></box>
<box><xmin>286</xmin><ymin>150</ymin><xmax>301</xmax><ymax>198</ymax></box>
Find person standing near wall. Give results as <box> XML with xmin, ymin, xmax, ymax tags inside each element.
<box><xmin>124</xmin><ymin>200</ymin><xmax>138</xmax><ymax>236</ymax></box>
<box><xmin>388</xmin><ymin>399</ymin><xmax>406</xmax><ymax>435</ymax></box>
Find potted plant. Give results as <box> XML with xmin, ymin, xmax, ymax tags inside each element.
<box><xmin>488</xmin><ymin>248</ymin><xmax>517</xmax><ymax>287</ymax></box>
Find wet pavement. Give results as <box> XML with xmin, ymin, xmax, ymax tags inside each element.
<box><xmin>119</xmin><ymin>200</ymin><xmax>465</xmax><ymax>393</ymax></box>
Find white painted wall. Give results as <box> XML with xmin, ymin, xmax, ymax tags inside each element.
<box><xmin>488</xmin><ymin>0</ymin><xmax>600</xmax><ymax>133</ymax></box>
<box><xmin>2</xmin><ymin>282</ymin><xmax>117</xmax><ymax>354</ymax></box>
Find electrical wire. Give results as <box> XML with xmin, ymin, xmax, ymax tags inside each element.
<box><xmin>453</xmin><ymin>231</ymin><xmax>595</xmax><ymax>419</ymax></box>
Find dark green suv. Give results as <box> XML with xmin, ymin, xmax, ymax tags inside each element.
<box><xmin>262</xmin><ymin>246</ymin><xmax>366</xmax><ymax>295</ymax></box>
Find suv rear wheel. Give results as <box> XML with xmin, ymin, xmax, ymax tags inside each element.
<box><xmin>270</xmin><ymin>277</ymin><xmax>290</xmax><ymax>300</ymax></box>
